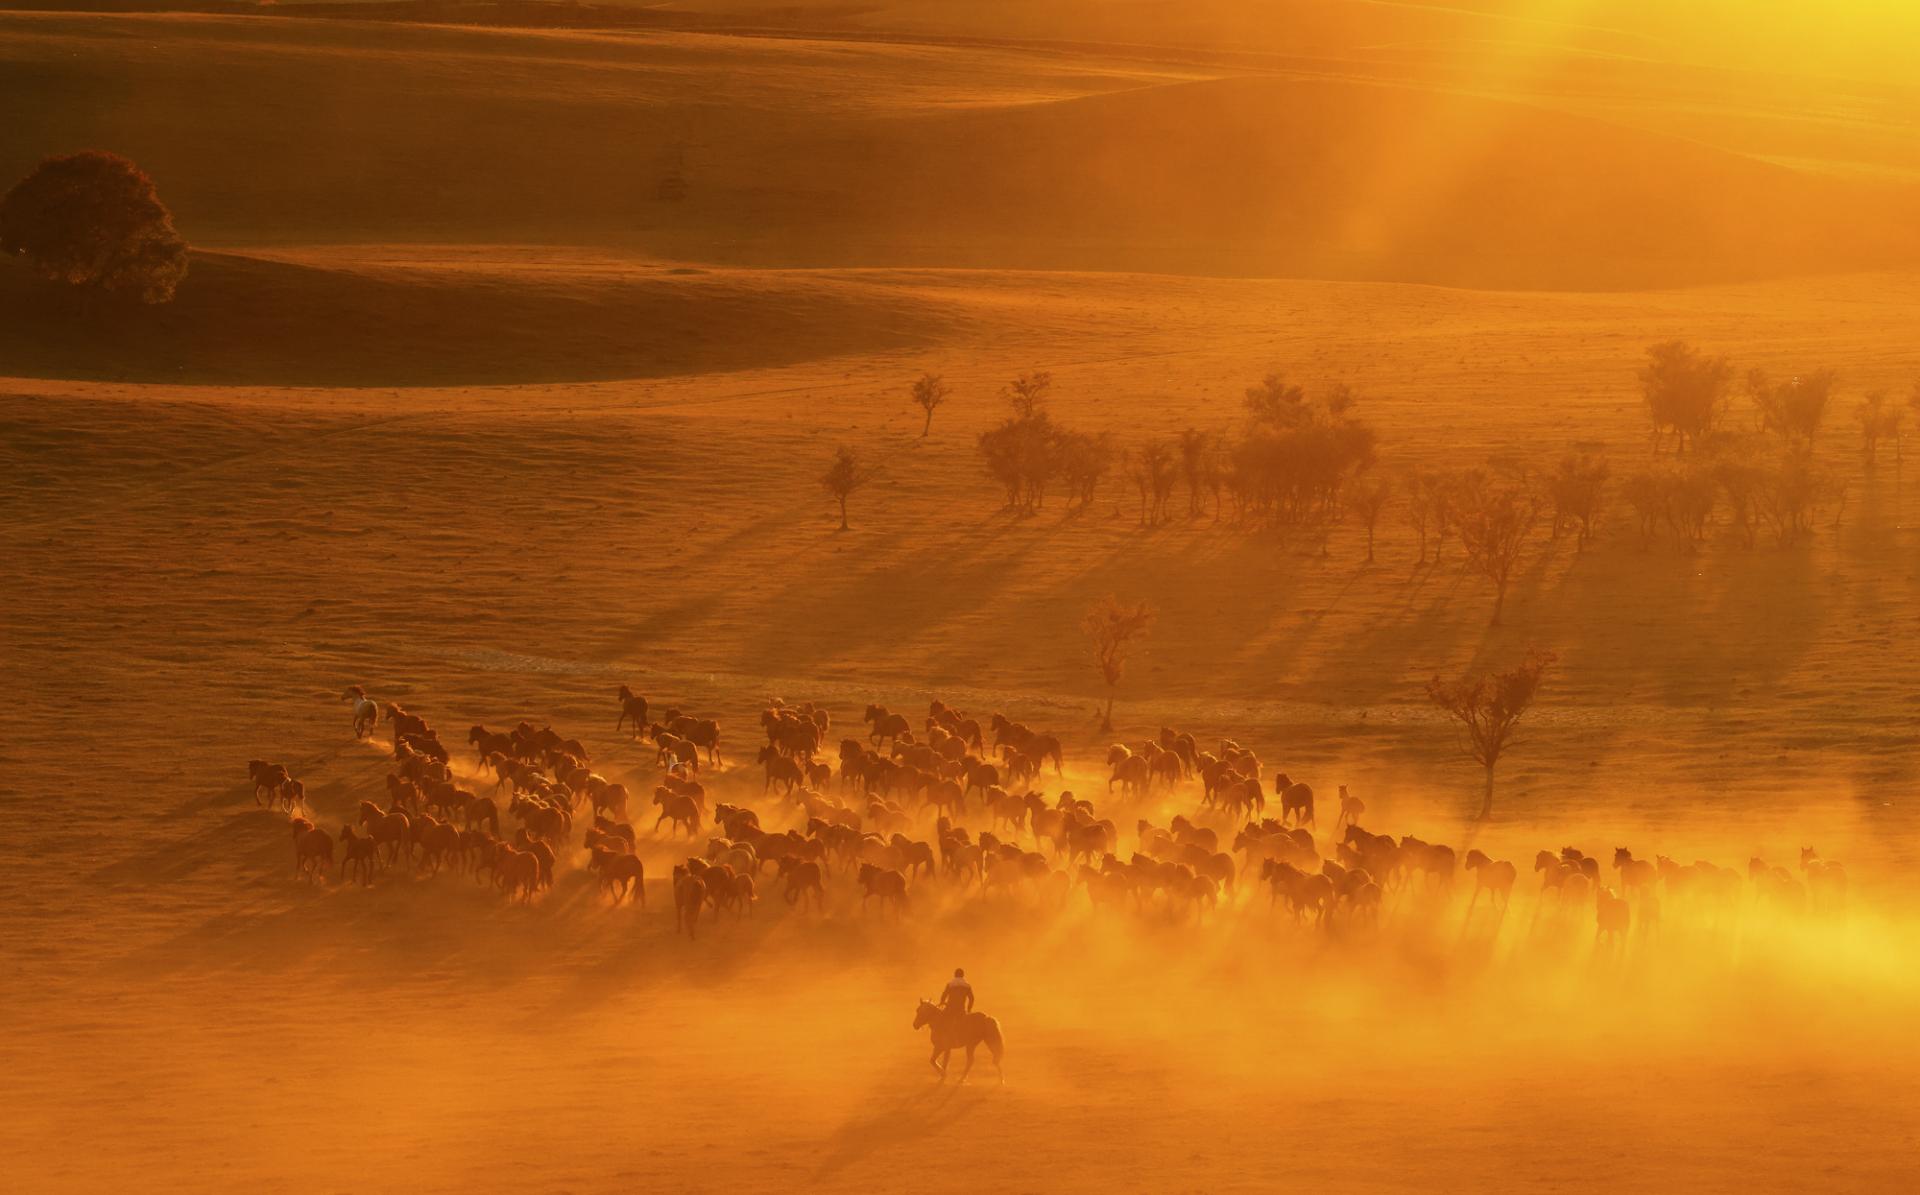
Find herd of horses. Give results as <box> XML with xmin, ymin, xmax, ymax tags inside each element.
<box><xmin>247</xmin><ymin>687</ymin><xmax>1850</xmax><ymax>953</ymax></box>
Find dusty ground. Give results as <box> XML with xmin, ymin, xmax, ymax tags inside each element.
<box><xmin>5</xmin><ymin>7</ymin><xmax>1920</xmax><ymax>1193</ymax></box>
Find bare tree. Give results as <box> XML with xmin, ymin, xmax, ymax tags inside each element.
<box><xmin>1347</xmin><ymin>474</ymin><xmax>1392</xmax><ymax>562</ymax></box>
<box><xmin>1403</xmin><ymin>470</ymin><xmax>1438</xmax><ymax>564</ymax></box>
<box><xmin>1449</xmin><ymin>469</ymin><xmax>1541</xmax><ymax>625</ymax></box>
<box><xmin>1124</xmin><ymin>440</ymin><xmax>1179</xmax><ymax>526</ymax></box>
<box><xmin>1857</xmin><ymin>390</ymin><xmax>1903</xmax><ymax>466</ymax></box>
<box><xmin>1640</xmin><ymin>341</ymin><xmax>1731</xmax><ymax>455</ymax></box>
<box><xmin>976</xmin><ymin>370</ymin><xmax>1066</xmax><ymax>513</ymax></box>
<box><xmin>1229</xmin><ymin>377</ymin><xmax>1377</xmax><ymax>530</ymax></box>
<box><xmin>1753</xmin><ymin>454</ymin><xmax>1837</xmax><ymax>546</ymax></box>
<box><xmin>819</xmin><ymin>445</ymin><xmax>882</xmax><ymax>530</ymax></box>
<box><xmin>1083</xmin><ymin>595</ymin><xmax>1156</xmax><ymax>733</ymax></box>
<box><xmin>1006</xmin><ymin>370</ymin><xmax>1052</xmax><ymax>418</ymax></box>
<box><xmin>1620</xmin><ymin>468</ymin><xmax>1665</xmax><ymax>549</ymax></box>
<box><xmin>1545</xmin><ymin>451</ymin><xmax>1609</xmax><ymax>549</ymax></box>
<box><xmin>1057</xmin><ymin>429</ymin><xmax>1114</xmax><ymax>512</ymax></box>
<box><xmin>1426</xmin><ymin>648</ymin><xmax>1554</xmax><ymax>820</ymax></box>
<box><xmin>911</xmin><ymin>372</ymin><xmax>951</xmax><ymax>438</ymax></box>
<box><xmin>1750</xmin><ymin>368</ymin><xmax>1836</xmax><ymax>451</ymax></box>
<box><xmin>1177</xmin><ymin>427</ymin><xmax>1221</xmax><ymax>518</ymax></box>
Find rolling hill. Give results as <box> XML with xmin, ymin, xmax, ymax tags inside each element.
<box><xmin>0</xmin><ymin>12</ymin><xmax>1909</xmax><ymax>289</ymax></box>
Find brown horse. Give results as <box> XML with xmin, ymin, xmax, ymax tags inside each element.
<box><xmin>1276</xmin><ymin>777</ymin><xmax>1314</xmax><ymax>828</ymax></box>
<box><xmin>759</xmin><ymin>746</ymin><xmax>805</xmax><ymax>794</ymax></box>
<box><xmin>673</xmin><ymin>865</ymin><xmax>707</xmax><ymax>939</ymax></box>
<box><xmin>912</xmin><ymin>1000</ymin><xmax>1005</xmax><ymax>1084</ymax></box>
<box><xmin>589</xmin><ymin>846</ymin><xmax>646</xmax><ymax>905</ymax></box>
<box><xmin>653</xmin><ymin>789</ymin><xmax>703</xmax><ymax>837</ymax></box>
<box><xmin>338</xmin><ymin>825</ymin><xmax>378</xmax><ymax>886</ymax></box>
<box><xmin>858</xmin><ymin>863</ymin><xmax>909</xmax><ymax>917</ymax></box>
<box><xmin>291</xmin><ymin>818</ymin><xmax>333</xmax><ymax>883</ymax></box>
<box><xmin>865</xmin><ymin>704</ymin><xmax>911</xmax><ymax>748</ymax></box>
<box><xmin>357</xmin><ymin>800</ymin><xmax>410</xmax><ymax>867</ymax></box>
<box><xmin>1800</xmin><ymin>847</ymin><xmax>1847</xmax><ymax>907</ymax></box>
<box><xmin>1463</xmin><ymin>849</ymin><xmax>1517</xmax><ymax>912</ymax></box>
<box><xmin>779</xmin><ymin>857</ymin><xmax>826</xmax><ymax>911</ymax></box>
<box><xmin>1595</xmin><ymin>886</ymin><xmax>1631</xmax><ymax>947</ymax></box>
<box><xmin>1333</xmin><ymin>785</ymin><xmax>1364</xmax><ymax>832</ymax></box>
<box><xmin>496</xmin><ymin>847</ymin><xmax>540</xmax><ymax>902</ymax></box>
<box><xmin>249</xmin><ymin>759</ymin><xmax>289</xmax><ymax>806</ymax></box>
<box><xmin>1612</xmin><ymin>847</ymin><xmax>1658</xmax><ymax>898</ymax></box>
<box><xmin>616</xmin><ymin>685</ymin><xmax>649</xmax><ymax>738</ymax></box>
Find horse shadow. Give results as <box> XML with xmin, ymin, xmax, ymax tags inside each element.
<box><xmin>810</xmin><ymin>1081</ymin><xmax>982</xmax><ymax>1180</ymax></box>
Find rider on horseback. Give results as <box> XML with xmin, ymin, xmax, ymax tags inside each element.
<box><xmin>939</xmin><ymin>968</ymin><xmax>973</xmax><ymax>1020</ymax></box>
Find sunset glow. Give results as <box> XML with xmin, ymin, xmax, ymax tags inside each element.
<box><xmin>4</xmin><ymin>2</ymin><xmax>1918</xmax><ymax>1192</ymax></box>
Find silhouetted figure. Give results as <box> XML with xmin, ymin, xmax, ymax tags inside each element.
<box><xmin>940</xmin><ymin>968</ymin><xmax>974</xmax><ymax>1019</ymax></box>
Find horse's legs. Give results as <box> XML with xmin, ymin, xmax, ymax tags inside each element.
<box><xmin>958</xmin><ymin>1044</ymin><xmax>977</xmax><ymax>1084</ymax></box>
<box><xmin>930</xmin><ymin>1047</ymin><xmax>948</xmax><ymax>1079</ymax></box>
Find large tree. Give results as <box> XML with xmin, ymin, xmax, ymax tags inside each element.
<box><xmin>0</xmin><ymin>151</ymin><xmax>188</xmax><ymax>304</ymax></box>
<box><xmin>1426</xmin><ymin>649</ymin><xmax>1554</xmax><ymax>821</ymax></box>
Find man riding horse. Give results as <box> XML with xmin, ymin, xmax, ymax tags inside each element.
<box><xmin>939</xmin><ymin>968</ymin><xmax>974</xmax><ymax>1020</ymax></box>
<box><xmin>913</xmin><ymin>970</ymin><xmax>1004</xmax><ymax>1084</ymax></box>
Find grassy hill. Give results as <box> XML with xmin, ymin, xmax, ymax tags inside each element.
<box><xmin>0</xmin><ymin>13</ymin><xmax>1909</xmax><ymax>288</ymax></box>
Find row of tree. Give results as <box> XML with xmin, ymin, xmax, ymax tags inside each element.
<box><xmin>1642</xmin><ymin>338</ymin><xmax>1917</xmax><ymax>465</ymax></box>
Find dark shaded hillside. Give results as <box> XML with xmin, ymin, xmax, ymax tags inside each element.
<box><xmin>0</xmin><ymin>252</ymin><xmax>950</xmax><ymax>385</ymax></box>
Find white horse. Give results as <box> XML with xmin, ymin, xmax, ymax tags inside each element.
<box><xmin>343</xmin><ymin>685</ymin><xmax>379</xmax><ymax>738</ymax></box>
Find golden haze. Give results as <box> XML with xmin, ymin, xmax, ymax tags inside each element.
<box><xmin>2</xmin><ymin>3</ymin><xmax>1919</xmax><ymax>1192</ymax></box>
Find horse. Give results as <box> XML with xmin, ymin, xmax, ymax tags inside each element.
<box><xmin>779</xmin><ymin>857</ymin><xmax>826</xmax><ymax>911</ymax></box>
<box><xmin>249</xmin><ymin>760</ymin><xmax>290</xmax><ymax>807</ymax></box>
<box><xmin>495</xmin><ymin>847</ymin><xmax>540</xmax><ymax>903</ymax></box>
<box><xmin>616</xmin><ymin>685</ymin><xmax>649</xmax><ymax>738</ymax></box>
<box><xmin>1333</xmin><ymin>785</ymin><xmax>1364</xmax><ymax>832</ymax></box>
<box><xmin>857</xmin><ymin>863</ymin><xmax>909</xmax><ymax>917</ymax></box>
<box><xmin>672</xmin><ymin>865</ymin><xmax>707</xmax><ymax>939</ymax></box>
<box><xmin>338</xmin><ymin>824</ymin><xmax>378</xmax><ymax>886</ymax></box>
<box><xmin>1463</xmin><ymin>849</ymin><xmax>1516</xmax><ymax>913</ymax></box>
<box><xmin>343</xmin><ymin>686</ymin><xmax>379</xmax><ymax>738</ymax></box>
<box><xmin>865</xmin><ymin>705</ymin><xmax>911</xmax><ymax>748</ymax></box>
<box><xmin>291</xmin><ymin>818</ymin><xmax>333</xmax><ymax>883</ymax></box>
<box><xmin>1595</xmin><ymin>886</ymin><xmax>1630</xmax><ymax>948</ymax></box>
<box><xmin>357</xmin><ymin>800</ymin><xmax>410</xmax><ymax>867</ymax></box>
<box><xmin>1218</xmin><ymin>776</ymin><xmax>1265</xmax><ymax>822</ymax></box>
<box><xmin>912</xmin><ymin>999</ymin><xmax>1005</xmax><ymax>1085</ymax></box>
<box><xmin>759</xmin><ymin>746</ymin><xmax>805</xmax><ymax>794</ymax></box>
<box><xmin>653</xmin><ymin>789</ymin><xmax>702</xmax><ymax>837</ymax></box>
<box><xmin>651</xmin><ymin>730</ymin><xmax>701</xmax><ymax>773</ymax></box>
<box><xmin>1277</xmin><ymin>778</ymin><xmax>1315</xmax><ymax>828</ymax></box>
<box><xmin>1800</xmin><ymin>847</ymin><xmax>1848</xmax><ymax>908</ymax></box>
<box><xmin>589</xmin><ymin>847</ymin><xmax>646</xmax><ymax>905</ymax></box>
<box><xmin>1612</xmin><ymin>847</ymin><xmax>1658</xmax><ymax>898</ymax></box>
<box><xmin>1108</xmin><ymin>753</ymin><xmax>1149</xmax><ymax>797</ymax></box>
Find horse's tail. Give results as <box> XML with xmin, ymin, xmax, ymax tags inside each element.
<box><xmin>982</xmin><ymin>1016</ymin><xmax>1005</xmax><ymax>1064</ymax></box>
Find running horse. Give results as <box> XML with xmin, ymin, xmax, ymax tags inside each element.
<box><xmin>342</xmin><ymin>686</ymin><xmax>379</xmax><ymax>739</ymax></box>
<box><xmin>911</xmin><ymin>999</ymin><xmax>1005</xmax><ymax>1085</ymax></box>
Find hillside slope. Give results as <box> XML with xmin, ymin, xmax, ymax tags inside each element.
<box><xmin>0</xmin><ymin>248</ymin><xmax>957</xmax><ymax>384</ymax></box>
<box><xmin>0</xmin><ymin>14</ymin><xmax>1908</xmax><ymax>288</ymax></box>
